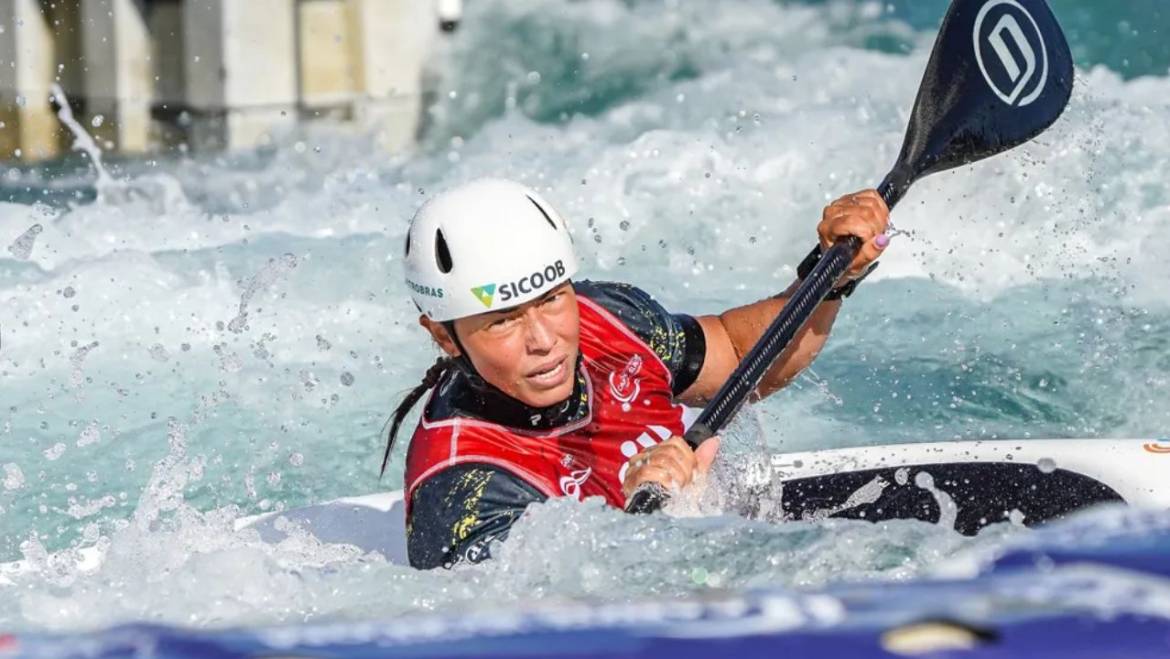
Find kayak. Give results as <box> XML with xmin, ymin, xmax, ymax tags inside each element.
<box><xmin>8</xmin><ymin>485</ymin><xmax>1170</xmax><ymax>657</ymax></box>
<box><xmin>4</xmin><ymin>438</ymin><xmax>1169</xmax><ymax>658</ymax></box>
<box><xmin>239</xmin><ymin>437</ymin><xmax>1170</xmax><ymax>564</ymax></box>
<box><xmin>4</xmin><ymin>438</ymin><xmax>1162</xmax><ymax>582</ymax></box>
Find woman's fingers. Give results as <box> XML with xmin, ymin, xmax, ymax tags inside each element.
<box><xmin>816</xmin><ymin>189</ymin><xmax>891</xmax><ymax>279</ymax></box>
<box><xmin>694</xmin><ymin>437</ymin><xmax>720</xmax><ymax>473</ymax></box>
<box><xmin>850</xmin><ymin>233</ymin><xmax>889</xmax><ymax>274</ymax></box>
<box><xmin>621</xmin><ymin>436</ymin><xmax>713</xmax><ymax>497</ymax></box>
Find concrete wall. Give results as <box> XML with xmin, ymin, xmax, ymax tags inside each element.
<box><xmin>298</xmin><ymin>0</ymin><xmax>355</xmax><ymax>112</ymax></box>
<box><xmin>0</xmin><ymin>0</ymin><xmax>446</xmax><ymax>161</ymax></box>
<box><xmin>0</xmin><ymin>0</ymin><xmax>61</xmax><ymax>160</ymax></box>
<box><xmin>183</xmin><ymin>0</ymin><xmax>299</xmax><ymax>150</ymax></box>
<box><xmin>345</xmin><ymin>0</ymin><xmax>432</xmax><ymax>151</ymax></box>
<box><xmin>81</xmin><ymin>0</ymin><xmax>153</xmax><ymax>152</ymax></box>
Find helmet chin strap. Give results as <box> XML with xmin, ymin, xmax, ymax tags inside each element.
<box><xmin>442</xmin><ymin>320</ymin><xmax>481</xmax><ymax>379</ymax></box>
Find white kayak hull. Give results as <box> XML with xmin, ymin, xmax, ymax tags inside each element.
<box><xmin>3</xmin><ymin>438</ymin><xmax>1167</xmax><ymax>581</ymax></box>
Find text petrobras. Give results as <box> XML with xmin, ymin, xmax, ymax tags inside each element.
<box><xmin>406</xmin><ymin>279</ymin><xmax>444</xmax><ymax>298</ymax></box>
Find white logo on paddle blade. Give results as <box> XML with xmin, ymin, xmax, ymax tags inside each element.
<box><xmin>973</xmin><ymin>0</ymin><xmax>1048</xmax><ymax>107</ymax></box>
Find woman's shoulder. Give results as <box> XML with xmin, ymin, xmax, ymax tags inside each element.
<box><xmin>573</xmin><ymin>279</ymin><xmax>671</xmax><ymax>320</ymax></box>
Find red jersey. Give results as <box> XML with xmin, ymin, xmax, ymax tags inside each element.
<box><xmin>404</xmin><ymin>296</ymin><xmax>693</xmax><ymax>513</ymax></box>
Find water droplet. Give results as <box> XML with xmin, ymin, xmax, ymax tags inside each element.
<box><xmin>289</xmin><ymin>452</ymin><xmax>304</xmax><ymax>467</ymax></box>
<box><xmin>1037</xmin><ymin>457</ymin><xmax>1057</xmax><ymax>474</ymax></box>
<box><xmin>148</xmin><ymin>344</ymin><xmax>170</xmax><ymax>362</ymax></box>
<box><xmin>77</xmin><ymin>422</ymin><xmax>101</xmax><ymax>447</ymax></box>
<box><xmin>340</xmin><ymin>371</ymin><xmax>355</xmax><ymax>386</ymax></box>
<box><xmin>690</xmin><ymin>567</ymin><xmax>708</xmax><ymax>584</ymax></box>
<box><xmin>90</xmin><ymin>115</ymin><xmax>104</xmax><ymax>128</ymax></box>
<box><xmin>619</xmin><ymin>220</ymin><xmax>630</xmax><ymax>231</ymax></box>
<box><xmin>62</xmin><ymin>286</ymin><xmax>76</xmax><ymax>298</ymax></box>
<box><xmin>2</xmin><ymin>464</ymin><xmax>25</xmax><ymax>491</ymax></box>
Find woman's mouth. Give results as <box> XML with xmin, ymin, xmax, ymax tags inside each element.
<box><xmin>526</xmin><ymin>357</ymin><xmax>568</xmax><ymax>388</ymax></box>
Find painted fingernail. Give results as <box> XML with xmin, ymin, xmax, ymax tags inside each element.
<box><xmin>875</xmin><ymin>234</ymin><xmax>890</xmax><ymax>249</ymax></box>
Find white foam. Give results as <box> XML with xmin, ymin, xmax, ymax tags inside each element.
<box><xmin>2</xmin><ymin>0</ymin><xmax>1169</xmax><ymax>634</ymax></box>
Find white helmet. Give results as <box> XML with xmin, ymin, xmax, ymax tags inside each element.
<box><xmin>403</xmin><ymin>179</ymin><xmax>579</xmax><ymax>321</ymax></box>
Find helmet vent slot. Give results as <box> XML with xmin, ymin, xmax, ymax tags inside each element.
<box><xmin>404</xmin><ymin>231</ymin><xmax>412</xmax><ymax>256</ymax></box>
<box><xmin>434</xmin><ymin>229</ymin><xmax>454</xmax><ymax>273</ymax></box>
<box><xmin>527</xmin><ymin>196</ymin><xmax>558</xmax><ymax>230</ymax></box>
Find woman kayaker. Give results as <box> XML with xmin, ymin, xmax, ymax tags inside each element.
<box><xmin>383</xmin><ymin>178</ymin><xmax>889</xmax><ymax>569</ymax></box>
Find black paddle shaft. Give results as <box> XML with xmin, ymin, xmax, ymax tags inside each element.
<box><xmin>624</xmin><ymin>0</ymin><xmax>1073</xmax><ymax>515</ymax></box>
<box><xmin>676</xmin><ymin>176</ymin><xmax>902</xmax><ymax>451</ymax></box>
<box><xmin>623</xmin><ymin>183</ymin><xmax>894</xmax><ymax>515</ymax></box>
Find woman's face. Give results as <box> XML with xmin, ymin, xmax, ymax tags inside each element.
<box><xmin>450</xmin><ymin>282</ymin><xmax>581</xmax><ymax>408</ymax></box>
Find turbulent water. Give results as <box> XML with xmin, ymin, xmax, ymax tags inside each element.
<box><xmin>1</xmin><ymin>0</ymin><xmax>1169</xmax><ymax>635</ymax></box>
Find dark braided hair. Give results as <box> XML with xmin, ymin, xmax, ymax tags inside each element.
<box><xmin>380</xmin><ymin>356</ymin><xmax>456</xmax><ymax>477</ymax></box>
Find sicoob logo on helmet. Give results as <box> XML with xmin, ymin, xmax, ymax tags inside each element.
<box><xmin>470</xmin><ymin>260</ymin><xmax>567</xmax><ymax>309</ymax></box>
<box><xmin>973</xmin><ymin>0</ymin><xmax>1048</xmax><ymax>107</ymax></box>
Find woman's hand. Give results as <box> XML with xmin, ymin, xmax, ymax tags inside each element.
<box><xmin>817</xmin><ymin>189</ymin><xmax>891</xmax><ymax>285</ymax></box>
<box><xmin>621</xmin><ymin>436</ymin><xmax>720</xmax><ymax>499</ymax></box>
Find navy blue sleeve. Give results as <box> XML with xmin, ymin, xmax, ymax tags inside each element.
<box><xmin>406</xmin><ymin>463</ymin><xmax>546</xmax><ymax>570</ymax></box>
<box><xmin>573</xmin><ymin>280</ymin><xmax>706</xmax><ymax>396</ymax></box>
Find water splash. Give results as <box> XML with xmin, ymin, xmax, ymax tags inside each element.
<box><xmin>0</xmin><ymin>0</ymin><xmax>1168</xmax><ymax>639</ymax></box>
<box><xmin>227</xmin><ymin>253</ymin><xmax>300</xmax><ymax>334</ymax></box>
<box><xmin>5</xmin><ymin>224</ymin><xmax>42</xmax><ymax>260</ymax></box>
<box><xmin>49</xmin><ymin>84</ymin><xmax>115</xmax><ymax>197</ymax></box>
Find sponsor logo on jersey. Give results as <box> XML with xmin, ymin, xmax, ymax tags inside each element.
<box><xmin>406</xmin><ymin>279</ymin><xmax>444</xmax><ymax>298</ymax></box>
<box><xmin>1143</xmin><ymin>438</ymin><xmax>1170</xmax><ymax>454</ymax></box>
<box><xmin>609</xmin><ymin>355</ymin><xmax>643</xmax><ymax>412</ymax></box>
<box><xmin>470</xmin><ymin>260</ymin><xmax>567</xmax><ymax>309</ymax></box>
<box><xmin>973</xmin><ymin>0</ymin><xmax>1049</xmax><ymax>107</ymax></box>
<box><xmin>559</xmin><ymin>467</ymin><xmax>593</xmax><ymax>499</ymax></box>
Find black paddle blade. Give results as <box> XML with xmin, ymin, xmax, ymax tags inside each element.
<box><xmin>882</xmin><ymin>0</ymin><xmax>1073</xmax><ymax>206</ymax></box>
